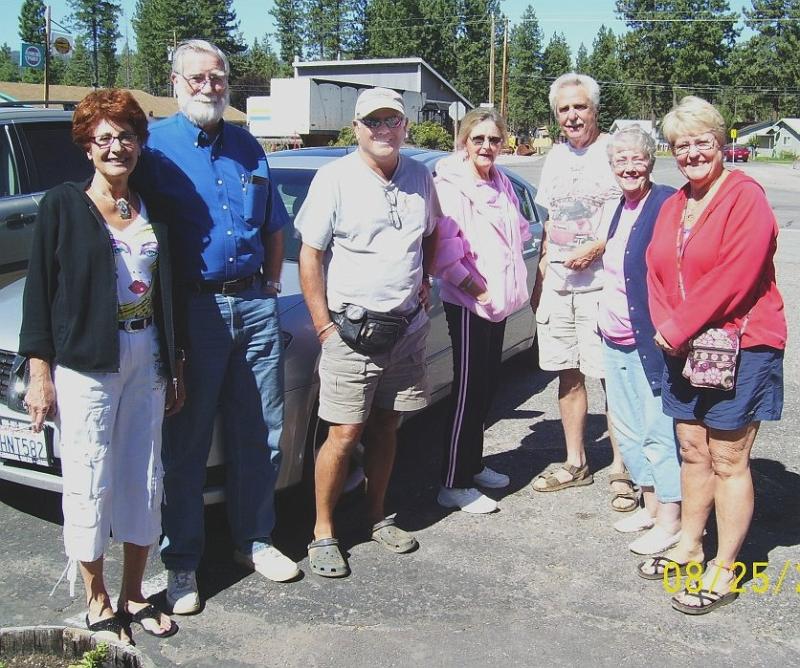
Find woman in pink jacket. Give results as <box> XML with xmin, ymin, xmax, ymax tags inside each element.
<box><xmin>434</xmin><ymin>108</ymin><xmax>531</xmax><ymax>514</ymax></box>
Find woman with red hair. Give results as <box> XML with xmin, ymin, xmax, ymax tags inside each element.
<box><xmin>19</xmin><ymin>89</ymin><xmax>185</xmax><ymax>641</ymax></box>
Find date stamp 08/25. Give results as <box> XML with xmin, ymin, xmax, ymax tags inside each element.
<box><xmin>662</xmin><ymin>560</ymin><xmax>800</xmax><ymax>595</ymax></box>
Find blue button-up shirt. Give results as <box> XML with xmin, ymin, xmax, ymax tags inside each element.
<box><xmin>136</xmin><ymin>112</ymin><xmax>288</xmax><ymax>283</ymax></box>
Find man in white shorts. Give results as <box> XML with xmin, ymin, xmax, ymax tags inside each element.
<box><xmin>531</xmin><ymin>73</ymin><xmax>629</xmax><ymax>503</ymax></box>
<box><xmin>296</xmin><ymin>87</ymin><xmax>439</xmax><ymax>578</ymax></box>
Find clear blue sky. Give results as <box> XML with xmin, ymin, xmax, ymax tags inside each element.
<box><xmin>1</xmin><ymin>0</ymin><xmax>629</xmax><ymax>58</ymax></box>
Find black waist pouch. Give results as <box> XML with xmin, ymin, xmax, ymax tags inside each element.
<box><xmin>330</xmin><ymin>304</ymin><xmax>410</xmax><ymax>355</ymax></box>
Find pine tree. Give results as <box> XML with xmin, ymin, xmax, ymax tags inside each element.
<box><xmin>507</xmin><ymin>5</ymin><xmax>547</xmax><ymax>134</ymax></box>
<box><xmin>68</xmin><ymin>0</ymin><xmax>121</xmax><ymax>87</ymax></box>
<box><xmin>19</xmin><ymin>0</ymin><xmax>46</xmax><ymax>44</ymax></box>
<box><xmin>574</xmin><ymin>43</ymin><xmax>589</xmax><ymax>73</ymax></box>
<box><xmin>0</xmin><ymin>44</ymin><xmax>21</xmax><ymax>81</ymax></box>
<box><xmin>270</xmin><ymin>0</ymin><xmax>304</xmax><ymax>65</ymax></box>
<box><xmin>364</xmin><ymin>0</ymin><xmax>421</xmax><ymax>61</ymax></box>
<box><xmin>586</xmin><ymin>26</ymin><xmax>633</xmax><ymax>130</ymax></box>
<box><xmin>229</xmin><ymin>35</ymin><xmax>282</xmax><ymax>110</ymax></box>
<box><xmin>62</xmin><ymin>35</ymin><xmax>94</xmax><ymax>86</ymax></box>
<box><xmin>453</xmin><ymin>0</ymin><xmax>499</xmax><ymax>106</ymax></box>
<box><xmin>541</xmin><ymin>32</ymin><xmax>571</xmax><ymax>82</ymax></box>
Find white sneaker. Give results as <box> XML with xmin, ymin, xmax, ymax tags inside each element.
<box><xmin>234</xmin><ymin>545</ymin><xmax>300</xmax><ymax>582</ymax></box>
<box><xmin>167</xmin><ymin>570</ymin><xmax>200</xmax><ymax>615</ymax></box>
<box><xmin>437</xmin><ymin>486</ymin><xmax>497</xmax><ymax>514</ymax></box>
<box><xmin>473</xmin><ymin>466</ymin><xmax>510</xmax><ymax>489</ymax></box>
<box><xmin>613</xmin><ymin>508</ymin><xmax>655</xmax><ymax>534</ymax></box>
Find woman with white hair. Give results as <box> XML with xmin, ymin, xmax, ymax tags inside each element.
<box><xmin>599</xmin><ymin>126</ymin><xmax>681</xmax><ymax>557</ymax></box>
<box><xmin>646</xmin><ymin>96</ymin><xmax>786</xmax><ymax>615</ymax></box>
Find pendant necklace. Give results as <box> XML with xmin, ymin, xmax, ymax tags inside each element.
<box><xmin>91</xmin><ymin>186</ymin><xmax>133</xmax><ymax>220</ymax></box>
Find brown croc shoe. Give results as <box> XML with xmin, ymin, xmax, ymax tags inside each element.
<box><xmin>532</xmin><ymin>463</ymin><xmax>593</xmax><ymax>492</ymax></box>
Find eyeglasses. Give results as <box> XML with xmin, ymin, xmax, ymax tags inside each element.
<box><xmin>360</xmin><ymin>116</ymin><xmax>404</xmax><ymax>129</ymax></box>
<box><xmin>672</xmin><ymin>138</ymin><xmax>717</xmax><ymax>156</ymax></box>
<box><xmin>384</xmin><ymin>187</ymin><xmax>402</xmax><ymax>229</ymax></box>
<box><xmin>91</xmin><ymin>132</ymin><xmax>138</xmax><ymax>148</ymax></box>
<box><xmin>611</xmin><ymin>158</ymin><xmax>650</xmax><ymax>170</ymax></box>
<box><xmin>469</xmin><ymin>135</ymin><xmax>503</xmax><ymax>147</ymax></box>
<box><xmin>179</xmin><ymin>71</ymin><xmax>227</xmax><ymax>91</ymax></box>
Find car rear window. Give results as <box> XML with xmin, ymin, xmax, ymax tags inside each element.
<box><xmin>16</xmin><ymin>121</ymin><xmax>93</xmax><ymax>191</ymax></box>
<box><xmin>271</xmin><ymin>167</ymin><xmax>316</xmax><ymax>262</ymax></box>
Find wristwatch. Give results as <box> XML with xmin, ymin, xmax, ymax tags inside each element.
<box><xmin>264</xmin><ymin>279</ymin><xmax>282</xmax><ymax>293</ymax></box>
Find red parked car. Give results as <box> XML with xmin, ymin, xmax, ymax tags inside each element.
<box><xmin>723</xmin><ymin>144</ymin><xmax>751</xmax><ymax>162</ymax></box>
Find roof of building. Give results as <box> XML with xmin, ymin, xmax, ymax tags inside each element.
<box><xmin>292</xmin><ymin>57</ymin><xmax>473</xmax><ymax>108</ymax></box>
<box><xmin>0</xmin><ymin>82</ymin><xmax>246</xmax><ymax>122</ymax></box>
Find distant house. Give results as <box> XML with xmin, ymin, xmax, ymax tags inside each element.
<box><xmin>736</xmin><ymin>118</ymin><xmax>800</xmax><ymax>157</ymax></box>
<box><xmin>0</xmin><ymin>81</ymin><xmax>247</xmax><ymax>123</ymax></box>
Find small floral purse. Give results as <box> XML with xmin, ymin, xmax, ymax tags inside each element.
<box><xmin>675</xmin><ymin>199</ymin><xmax>749</xmax><ymax>392</ymax></box>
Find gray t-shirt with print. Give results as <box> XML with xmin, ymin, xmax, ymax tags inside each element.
<box><xmin>294</xmin><ymin>151</ymin><xmax>438</xmax><ymax>332</ymax></box>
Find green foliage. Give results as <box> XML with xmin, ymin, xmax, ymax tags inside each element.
<box><xmin>62</xmin><ymin>35</ymin><xmax>93</xmax><ymax>86</ymax></box>
<box><xmin>68</xmin><ymin>0</ymin><xmax>122</xmax><ymax>87</ymax></box>
<box><xmin>229</xmin><ymin>36</ymin><xmax>282</xmax><ymax>110</ymax></box>
<box><xmin>574</xmin><ymin>43</ymin><xmax>589</xmax><ymax>73</ymax></box>
<box><xmin>270</xmin><ymin>0</ymin><xmax>305</xmax><ymax>63</ymax></box>
<box><xmin>69</xmin><ymin>642</ymin><xmax>108</xmax><ymax>668</ymax></box>
<box><xmin>541</xmin><ymin>32</ymin><xmax>571</xmax><ymax>82</ymax></box>
<box><xmin>19</xmin><ymin>0</ymin><xmax>46</xmax><ymax>43</ymax></box>
<box><xmin>329</xmin><ymin>125</ymin><xmax>356</xmax><ymax>145</ymax></box>
<box><xmin>0</xmin><ymin>44</ymin><xmax>21</xmax><ymax>81</ymax></box>
<box><xmin>132</xmin><ymin>0</ymin><xmax>245</xmax><ymax>96</ymax></box>
<box><xmin>586</xmin><ymin>26</ymin><xmax>633</xmax><ymax>130</ymax></box>
<box><xmin>408</xmin><ymin>120</ymin><xmax>452</xmax><ymax>150</ymax></box>
<box><xmin>507</xmin><ymin>5</ymin><xmax>548</xmax><ymax>133</ymax></box>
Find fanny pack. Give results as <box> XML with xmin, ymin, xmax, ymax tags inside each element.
<box><xmin>330</xmin><ymin>303</ymin><xmax>421</xmax><ymax>355</ymax></box>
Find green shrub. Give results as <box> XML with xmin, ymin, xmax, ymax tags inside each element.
<box><xmin>329</xmin><ymin>126</ymin><xmax>356</xmax><ymax>146</ymax></box>
<box><xmin>70</xmin><ymin>642</ymin><xmax>108</xmax><ymax>668</ymax></box>
<box><xmin>408</xmin><ymin>121</ymin><xmax>453</xmax><ymax>151</ymax></box>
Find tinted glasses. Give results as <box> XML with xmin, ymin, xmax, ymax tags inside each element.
<box><xmin>469</xmin><ymin>134</ymin><xmax>503</xmax><ymax>147</ymax></box>
<box><xmin>360</xmin><ymin>116</ymin><xmax>404</xmax><ymax>129</ymax></box>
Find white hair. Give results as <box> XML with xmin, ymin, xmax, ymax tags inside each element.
<box><xmin>548</xmin><ymin>72</ymin><xmax>600</xmax><ymax>114</ymax></box>
<box><xmin>607</xmin><ymin>125</ymin><xmax>657</xmax><ymax>169</ymax></box>
<box><xmin>172</xmin><ymin>39</ymin><xmax>230</xmax><ymax>76</ymax></box>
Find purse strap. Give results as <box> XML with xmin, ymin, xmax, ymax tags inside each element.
<box><xmin>675</xmin><ymin>190</ymin><xmax>752</xmax><ymax>336</ymax></box>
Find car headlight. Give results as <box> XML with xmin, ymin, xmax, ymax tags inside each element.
<box><xmin>6</xmin><ymin>355</ymin><xmax>28</xmax><ymax>413</ymax></box>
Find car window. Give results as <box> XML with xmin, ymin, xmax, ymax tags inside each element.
<box><xmin>271</xmin><ymin>167</ymin><xmax>316</xmax><ymax>262</ymax></box>
<box><xmin>509</xmin><ymin>178</ymin><xmax>536</xmax><ymax>222</ymax></box>
<box><xmin>0</xmin><ymin>126</ymin><xmax>19</xmax><ymax>197</ymax></box>
<box><xmin>16</xmin><ymin>121</ymin><xmax>92</xmax><ymax>192</ymax></box>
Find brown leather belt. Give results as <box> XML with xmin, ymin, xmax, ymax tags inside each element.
<box><xmin>191</xmin><ymin>274</ymin><xmax>258</xmax><ymax>295</ymax></box>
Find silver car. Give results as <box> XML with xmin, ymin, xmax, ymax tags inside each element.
<box><xmin>0</xmin><ymin>147</ymin><xmax>542</xmax><ymax>501</ymax></box>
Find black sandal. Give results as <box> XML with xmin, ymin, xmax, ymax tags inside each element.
<box><xmin>126</xmin><ymin>603</ymin><xmax>179</xmax><ymax>638</ymax></box>
<box><xmin>85</xmin><ymin>613</ymin><xmax>128</xmax><ymax>642</ymax></box>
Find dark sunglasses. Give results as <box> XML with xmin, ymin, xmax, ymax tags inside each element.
<box><xmin>360</xmin><ymin>116</ymin><xmax>404</xmax><ymax>129</ymax></box>
<box><xmin>469</xmin><ymin>134</ymin><xmax>503</xmax><ymax>147</ymax></box>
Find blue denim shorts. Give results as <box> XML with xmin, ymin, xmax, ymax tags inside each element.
<box><xmin>661</xmin><ymin>346</ymin><xmax>784</xmax><ymax>430</ymax></box>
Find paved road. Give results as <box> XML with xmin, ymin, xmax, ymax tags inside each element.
<box><xmin>1</xmin><ymin>157</ymin><xmax>798</xmax><ymax>666</ymax></box>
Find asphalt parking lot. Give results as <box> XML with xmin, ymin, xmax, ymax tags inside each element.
<box><xmin>1</xmin><ymin>156</ymin><xmax>798</xmax><ymax>666</ymax></box>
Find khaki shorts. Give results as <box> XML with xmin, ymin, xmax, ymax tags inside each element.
<box><xmin>535</xmin><ymin>288</ymin><xmax>604</xmax><ymax>378</ymax></box>
<box><xmin>318</xmin><ymin>321</ymin><xmax>430</xmax><ymax>424</ymax></box>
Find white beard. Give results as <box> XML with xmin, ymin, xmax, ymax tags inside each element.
<box><xmin>177</xmin><ymin>87</ymin><xmax>229</xmax><ymax>127</ymax></box>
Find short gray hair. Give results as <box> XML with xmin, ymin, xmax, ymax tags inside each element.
<box><xmin>172</xmin><ymin>39</ymin><xmax>230</xmax><ymax>76</ymax></box>
<box><xmin>661</xmin><ymin>95</ymin><xmax>726</xmax><ymax>149</ymax></box>
<box><xmin>548</xmin><ymin>72</ymin><xmax>600</xmax><ymax>114</ymax></box>
<box><xmin>607</xmin><ymin>125</ymin><xmax>657</xmax><ymax>170</ymax></box>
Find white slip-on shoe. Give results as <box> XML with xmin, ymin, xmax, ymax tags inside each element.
<box><xmin>629</xmin><ymin>526</ymin><xmax>682</xmax><ymax>556</ymax></box>
<box><xmin>613</xmin><ymin>508</ymin><xmax>656</xmax><ymax>534</ymax></box>
<box><xmin>473</xmin><ymin>466</ymin><xmax>510</xmax><ymax>489</ymax></box>
<box><xmin>167</xmin><ymin>570</ymin><xmax>200</xmax><ymax>615</ymax></box>
<box><xmin>437</xmin><ymin>486</ymin><xmax>497</xmax><ymax>514</ymax></box>
<box><xmin>234</xmin><ymin>545</ymin><xmax>300</xmax><ymax>582</ymax></box>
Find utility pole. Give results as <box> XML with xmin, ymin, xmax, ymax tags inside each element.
<box><xmin>488</xmin><ymin>15</ymin><xmax>495</xmax><ymax>106</ymax></box>
<box><xmin>91</xmin><ymin>4</ymin><xmax>98</xmax><ymax>88</ymax></box>
<box><xmin>500</xmin><ymin>18</ymin><xmax>509</xmax><ymax>118</ymax></box>
<box><xmin>44</xmin><ymin>5</ymin><xmax>51</xmax><ymax>107</ymax></box>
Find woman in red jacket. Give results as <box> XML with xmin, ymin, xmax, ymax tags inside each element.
<box><xmin>645</xmin><ymin>96</ymin><xmax>786</xmax><ymax>615</ymax></box>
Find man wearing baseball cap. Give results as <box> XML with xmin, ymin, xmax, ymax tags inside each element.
<box><xmin>295</xmin><ymin>87</ymin><xmax>440</xmax><ymax>578</ymax></box>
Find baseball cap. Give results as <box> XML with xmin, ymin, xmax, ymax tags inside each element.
<box><xmin>354</xmin><ymin>87</ymin><xmax>405</xmax><ymax>119</ymax></box>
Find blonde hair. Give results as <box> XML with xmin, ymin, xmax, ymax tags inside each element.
<box><xmin>456</xmin><ymin>108</ymin><xmax>508</xmax><ymax>150</ymax></box>
<box><xmin>661</xmin><ymin>95</ymin><xmax>726</xmax><ymax>148</ymax></box>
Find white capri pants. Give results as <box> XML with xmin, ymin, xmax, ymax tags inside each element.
<box><xmin>54</xmin><ymin>327</ymin><xmax>167</xmax><ymax>563</ymax></box>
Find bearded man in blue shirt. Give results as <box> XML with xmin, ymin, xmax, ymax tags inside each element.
<box><xmin>136</xmin><ymin>39</ymin><xmax>298</xmax><ymax>614</ymax></box>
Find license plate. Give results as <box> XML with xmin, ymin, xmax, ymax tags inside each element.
<box><xmin>0</xmin><ymin>418</ymin><xmax>51</xmax><ymax>467</ymax></box>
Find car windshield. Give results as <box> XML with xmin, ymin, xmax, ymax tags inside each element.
<box><xmin>271</xmin><ymin>168</ymin><xmax>315</xmax><ymax>262</ymax></box>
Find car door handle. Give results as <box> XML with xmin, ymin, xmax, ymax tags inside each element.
<box><xmin>3</xmin><ymin>213</ymin><xmax>36</xmax><ymax>229</ymax></box>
